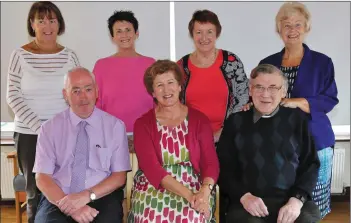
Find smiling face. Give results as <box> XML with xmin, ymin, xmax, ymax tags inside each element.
<box><xmin>63</xmin><ymin>69</ymin><xmax>98</xmax><ymax>119</ymax></box>
<box><xmin>192</xmin><ymin>22</ymin><xmax>217</xmax><ymax>53</ymax></box>
<box><xmin>31</xmin><ymin>11</ymin><xmax>59</xmax><ymax>42</ymax></box>
<box><xmin>249</xmin><ymin>72</ymin><xmax>286</xmax><ymax>115</ymax></box>
<box><xmin>152</xmin><ymin>71</ymin><xmax>181</xmax><ymax>107</ymax></box>
<box><xmin>112</xmin><ymin>20</ymin><xmax>138</xmax><ymax>50</ymax></box>
<box><xmin>279</xmin><ymin>12</ymin><xmax>307</xmax><ymax>47</ymax></box>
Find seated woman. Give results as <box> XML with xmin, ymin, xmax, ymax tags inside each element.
<box><xmin>127</xmin><ymin>60</ymin><xmax>219</xmax><ymax>223</ymax></box>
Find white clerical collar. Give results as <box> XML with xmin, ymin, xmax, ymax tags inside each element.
<box><xmin>253</xmin><ymin>106</ymin><xmax>280</xmax><ymax>123</ymax></box>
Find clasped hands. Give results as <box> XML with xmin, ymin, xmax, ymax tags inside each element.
<box><xmin>240</xmin><ymin>193</ymin><xmax>303</xmax><ymax>223</ymax></box>
<box><xmin>188</xmin><ymin>187</ymin><xmax>212</xmax><ymax>220</ymax></box>
<box><xmin>55</xmin><ymin>190</ymin><xmax>98</xmax><ymax>223</ymax></box>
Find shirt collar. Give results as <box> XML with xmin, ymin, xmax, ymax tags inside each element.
<box><xmin>69</xmin><ymin>106</ymin><xmax>100</xmax><ymax>128</ymax></box>
<box><xmin>253</xmin><ymin>105</ymin><xmax>280</xmax><ymax>123</ymax></box>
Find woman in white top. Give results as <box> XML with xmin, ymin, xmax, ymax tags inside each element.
<box><xmin>6</xmin><ymin>2</ymin><xmax>79</xmax><ymax>222</ymax></box>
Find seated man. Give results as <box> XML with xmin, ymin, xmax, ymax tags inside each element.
<box><xmin>217</xmin><ymin>64</ymin><xmax>321</xmax><ymax>223</ymax></box>
<box><xmin>33</xmin><ymin>67</ymin><xmax>131</xmax><ymax>223</ymax></box>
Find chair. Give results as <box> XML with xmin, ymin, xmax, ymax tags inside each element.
<box><xmin>7</xmin><ymin>151</ymin><xmax>27</xmax><ymax>223</ymax></box>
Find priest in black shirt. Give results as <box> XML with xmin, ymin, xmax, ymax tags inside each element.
<box><xmin>217</xmin><ymin>64</ymin><xmax>321</xmax><ymax>223</ymax></box>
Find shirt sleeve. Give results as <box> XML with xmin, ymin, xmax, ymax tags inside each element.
<box><xmin>69</xmin><ymin>50</ymin><xmax>80</xmax><ymax>67</ymax></box>
<box><xmin>198</xmin><ymin>114</ymin><xmax>220</xmax><ymax>182</ymax></box>
<box><xmin>92</xmin><ymin>61</ymin><xmax>103</xmax><ymax>109</ymax></box>
<box><xmin>232</xmin><ymin>54</ymin><xmax>250</xmax><ymax>113</ymax></box>
<box><xmin>290</xmin><ymin>112</ymin><xmax>320</xmax><ymax>200</ymax></box>
<box><xmin>217</xmin><ymin>115</ymin><xmax>249</xmax><ymax>201</ymax></box>
<box><xmin>33</xmin><ymin>123</ymin><xmax>56</xmax><ymax>174</ymax></box>
<box><xmin>6</xmin><ymin>50</ymin><xmax>42</xmax><ymax>133</ymax></box>
<box><xmin>305</xmin><ymin>58</ymin><xmax>339</xmax><ymax>118</ymax></box>
<box><xmin>110</xmin><ymin>120</ymin><xmax>131</xmax><ymax>172</ymax></box>
<box><xmin>134</xmin><ymin>118</ymin><xmax>169</xmax><ymax>189</ymax></box>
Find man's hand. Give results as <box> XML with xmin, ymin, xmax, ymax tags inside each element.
<box><xmin>71</xmin><ymin>205</ymin><xmax>99</xmax><ymax>223</ymax></box>
<box><xmin>240</xmin><ymin>193</ymin><xmax>269</xmax><ymax>217</ymax></box>
<box><xmin>277</xmin><ymin>197</ymin><xmax>303</xmax><ymax>223</ymax></box>
<box><xmin>57</xmin><ymin>190</ymin><xmax>90</xmax><ymax>216</ymax></box>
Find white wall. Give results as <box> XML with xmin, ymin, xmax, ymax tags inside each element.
<box><xmin>175</xmin><ymin>2</ymin><xmax>350</xmax><ymax>126</ymax></box>
<box><xmin>1</xmin><ymin>1</ymin><xmax>170</xmax><ymax>121</ymax></box>
<box><xmin>1</xmin><ymin>2</ymin><xmax>350</xmax><ymax>125</ymax></box>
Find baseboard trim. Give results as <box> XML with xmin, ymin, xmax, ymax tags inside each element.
<box><xmin>0</xmin><ymin>199</ymin><xmax>15</xmax><ymax>206</ymax></box>
<box><xmin>331</xmin><ymin>186</ymin><xmax>350</xmax><ymax>202</ymax></box>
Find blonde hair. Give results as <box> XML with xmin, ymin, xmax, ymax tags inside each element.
<box><xmin>275</xmin><ymin>2</ymin><xmax>311</xmax><ymax>34</ymax></box>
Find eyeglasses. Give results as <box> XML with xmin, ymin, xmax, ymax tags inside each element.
<box><xmin>253</xmin><ymin>85</ymin><xmax>282</xmax><ymax>95</ymax></box>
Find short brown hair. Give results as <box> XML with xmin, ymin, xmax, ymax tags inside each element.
<box><xmin>188</xmin><ymin>9</ymin><xmax>222</xmax><ymax>38</ymax></box>
<box><xmin>144</xmin><ymin>60</ymin><xmax>183</xmax><ymax>97</ymax></box>
<box><xmin>27</xmin><ymin>1</ymin><xmax>65</xmax><ymax>37</ymax></box>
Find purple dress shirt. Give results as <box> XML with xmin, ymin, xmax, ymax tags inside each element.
<box><xmin>33</xmin><ymin>107</ymin><xmax>131</xmax><ymax>194</ymax></box>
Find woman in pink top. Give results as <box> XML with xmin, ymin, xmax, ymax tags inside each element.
<box><xmin>93</xmin><ymin>10</ymin><xmax>155</xmax><ymax>134</ymax></box>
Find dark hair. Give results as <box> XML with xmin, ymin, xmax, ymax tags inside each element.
<box><xmin>108</xmin><ymin>10</ymin><xmax>139</xmax><ymax>37</ymax></box>
<box><xmin>144</xmin><ymin>60</ymin><xmax>183</xmax><ymax>100</ymax></box>
<box><xmin>188</xmin><ymin>9</ymin><xmax>222</xmax><ymax>38</ymax></box>
<box><xmin>27</xmin><ymin>1</ymin><xmax>65</xmax><ymax>37</ymax></box>
<box><xmin>250</xmin><ymin>64</ymin><xmax>288</xmax><ymax>92</ymax></box>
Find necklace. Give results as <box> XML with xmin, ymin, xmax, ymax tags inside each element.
<box><xmin>194</xmin><ymin>49</ymin><xmax>217</xmax><ymax>67</ymax></box>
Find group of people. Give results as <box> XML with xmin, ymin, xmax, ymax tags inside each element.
<box><xmin>6</xmin><ymin>1</ymin><xmax>338</xmax><ymax>223</ymax></box>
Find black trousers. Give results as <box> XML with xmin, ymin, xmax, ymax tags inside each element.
<box><xmin>35</xmin><ymin>189</ymin><xmax>124</xmax><ymax>223</ymax></box>
<box><xmin>226</xmin><ymin>198</ymin><xmax>321</xmax><ymax>223</ymax></box>
<box><xmin>14</xmin><ymin>132</ymin><xmax>40</xmax><ymax>223</ymax></box>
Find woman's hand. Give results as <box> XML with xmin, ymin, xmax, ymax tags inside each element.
<box><xmin>196</xmin><ymin>201</ymin><xmax>211</xmax><ymax>220</ymax></box>
<box><xmin>280</xmin><ymin>98</ymin><xmax>310</xmax><ymax>113</ymax></box>
<box><xmin>280</xmin><ymin>98</ymin><xmax>300</xmax><ymax>108</ymax></box>
<box><xmin>241</xmin><ymin>102</ymin><xmax>253</xmax><ymax>111</ymax></box>
<box><xmin>192</xmin><ymin>186</ymin><xmax>211</xmax><ymax>220</ymax></box>
<box><xmin>214</xmin><ymin>128</ymin><xmax>223</xmax><ymax>143</ymax></box>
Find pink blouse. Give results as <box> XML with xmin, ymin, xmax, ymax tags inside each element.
<box><xmin>93</xmin><ymin>56</ymin><xmax>155</xmax><ymax>132</ymax></box>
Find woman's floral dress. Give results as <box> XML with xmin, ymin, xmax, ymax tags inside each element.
<box><xmin>127</xmin><ymin>118</ymin><xmax>215</xmax><ymax>223</ymax></box>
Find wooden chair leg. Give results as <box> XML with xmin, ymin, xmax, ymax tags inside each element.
<box><xmin>15</xmin><ymin>192</ymin><xmax>22</xmax><ymax>223</ymax></box>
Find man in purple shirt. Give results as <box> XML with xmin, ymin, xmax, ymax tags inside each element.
<box><xmin>33</xmin><ymin>67</ymin><xmax>131</xmax><ymax>223</ymax></box>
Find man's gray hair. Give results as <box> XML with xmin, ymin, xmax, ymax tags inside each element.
<box><xmin>63</xmin><ymin>66</ymin><xmax>96</xmax><ymax>88</ymax></box>
<box><xmin>249</xmin><ymin>64</ymin><xmax>288</xmax><ymax>93</ymax></box>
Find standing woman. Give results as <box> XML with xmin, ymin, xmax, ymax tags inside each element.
<box><xmin>6</xmin><ymin>1</ymin><xmax>79</xmax><ymax>222</ymax></box>
<box><xmin>93</xmin><ymin>10</ymin><xmax>155</xmax><ymax>134</ymax></box>
<box><xmin>177</xmin><ymin>9</ymin><xmax>249</xmax><ymax>222</ymax></box>
<box><xmin>177</xmin><ymin>9</ymin><xmax>249</xmax><ymax>143</ymax></box>
<box><xmin>259</xmin><ymin>2</ymin><xmax>338</xmax><ymax>218</ymax></box>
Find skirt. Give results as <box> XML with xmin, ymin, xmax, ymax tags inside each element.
<box><xmin>312</xmin><ymin>147</ymin><xmax>333</xmax><ymax>219</ymax></box>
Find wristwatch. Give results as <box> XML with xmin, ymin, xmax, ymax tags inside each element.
<box><xmin>294</xmin><ymin>193</ymin><xmax>306</xmax><ymax>204</ymax></box>
<box><xmin>88</xmin><ymin>189</ymin><xmax>96</xmax><ymax>202</ymax></box>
